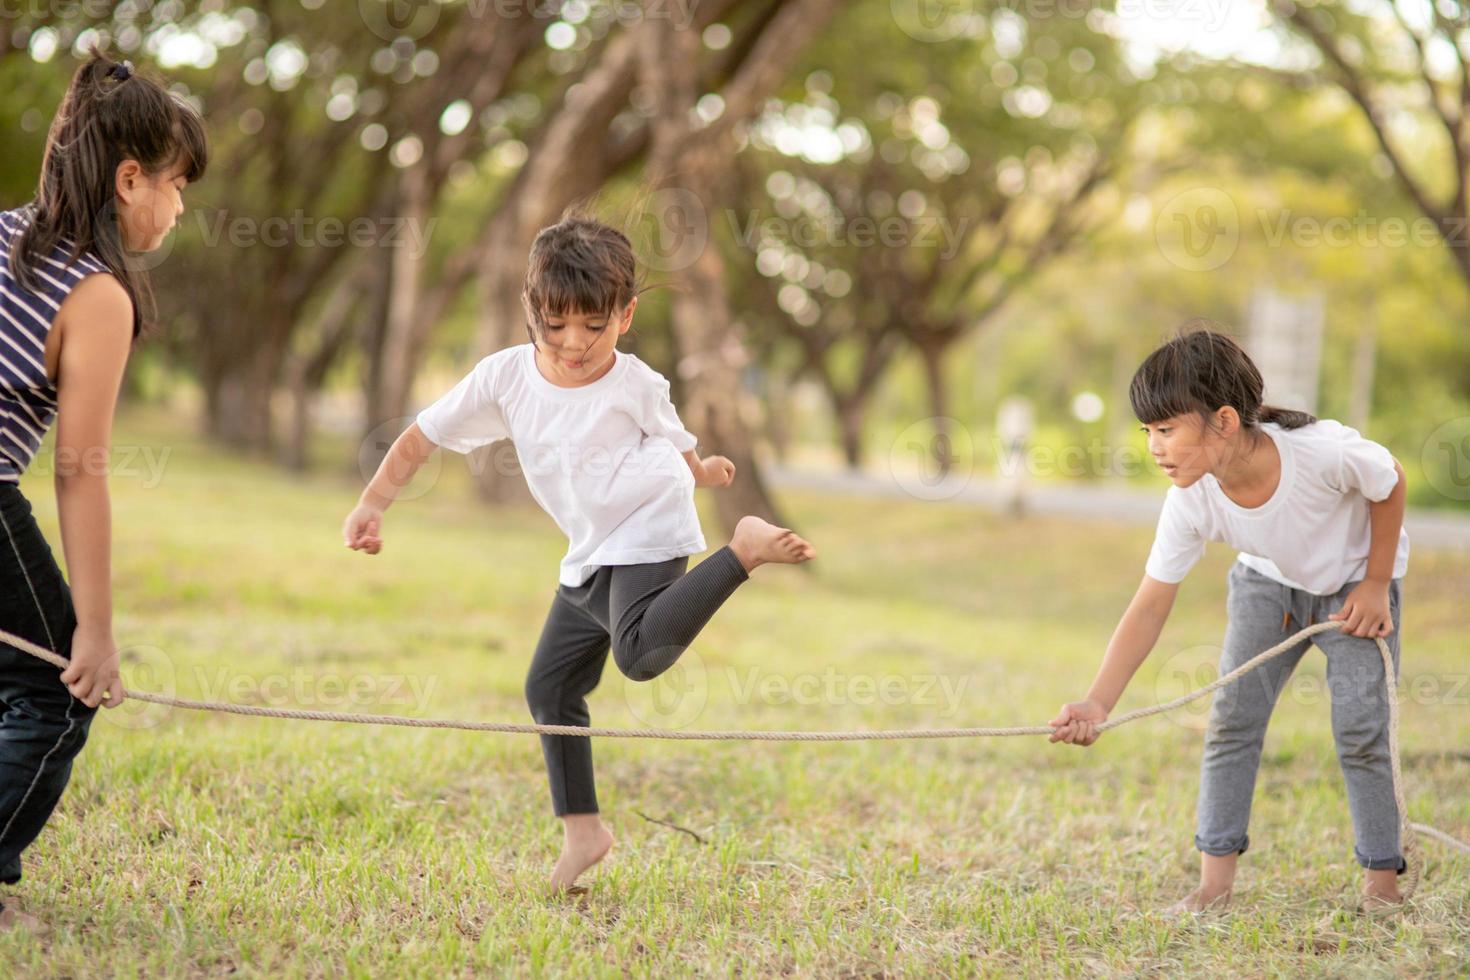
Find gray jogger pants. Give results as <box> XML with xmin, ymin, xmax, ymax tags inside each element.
<box><xmin>1195</xmin><ymin>562</ymin><xmax>1405</xmax><ymax>872</ymax></box>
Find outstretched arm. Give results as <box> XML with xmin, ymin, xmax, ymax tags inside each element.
<box><xmin>1049</xmin><ymin>574</ymin><xmax>1180</xmax><ymax>746</ymax></box>
<box><xmin>344</xmin><ymin>422</ymin><xmax>439</xmax><ymax>554</ymax></box>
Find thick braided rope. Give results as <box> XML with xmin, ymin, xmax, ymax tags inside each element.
<box><xmin>2</xmin><ymin>621</ymin><xmax>1464</xmax><ymax>895</ymax></box>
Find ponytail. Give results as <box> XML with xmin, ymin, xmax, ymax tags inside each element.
<box><xmin>1259</xmin><ymin>405</ymin><xmax>1316</xmax><ymax>430</ymax></box>
<box><xmin>12</xmin><ymin>50</ymin><xmax>208</xmax><ymax>337</ymax></box>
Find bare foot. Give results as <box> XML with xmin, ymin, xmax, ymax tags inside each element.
<box><xmin>729</xmin><ymin>516</ymin><xmax>816</xmax><ymax>573</ymax></box>
<box><xmin>0</xmin><ymin>900</ymin><xmax>48</xmax><ymax>935</ymax></box>
<box><xmin>1165</xmin><ymin>886</ymin><xmax>1232</xmax><ymax>917</ymax></box>
<box><xmin>550</xmin><ymin>818</ymin><xmax>614</xmax><ymax>894</ymax></box>
<box><xmin>1358</xmin><ymin>886</ymin><xmax>1404</xmax><ymax>916</ymax></box>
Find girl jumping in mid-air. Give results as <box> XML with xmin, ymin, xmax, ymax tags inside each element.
<box><xmin>0</xmin><ymin>55</ymin><xmax>207</xmax><ymax>932</ymax></box>
<box><xmin>344</xmin><ymin>214</ymin><xmax>815</xmax><ymax>893</ymax></box>
<box><xmin>1049</xmin><ymin>326</ymin><xmax>1410</xmax><ymax>915</ymax></box>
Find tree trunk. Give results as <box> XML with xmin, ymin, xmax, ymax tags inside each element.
<box><xmin>282</xmin><ymin>258</ymin><xmax>371</xmax><ymax>470</ymax></box>
<box><xmin>639</xmin><ymin>0</ymin><xmax>844</xmax><ymax>532</ymax></box>
<box><xmin>918</xmin><ymin>340</ymin><xmax>955</xmax><ymax>479</ymax></box>
<box><xmin>365</xmin><ymin>167</ymin><xmax>434</xmax><ymax>463</ymax></box>
<box><xmin>836</xmin><ymin>393</ymin><xmax>870</xmax><ymax>470</ymax></box>
<box><xmin>670</xmin><ymin>228</ymin><xmax>784</xmax><ymax>527</ymax></box>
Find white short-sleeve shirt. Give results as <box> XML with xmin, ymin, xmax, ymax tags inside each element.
<box><xmin>1144</xmin><ymin>420</ymin><xmax>1409</xmax><ymax>595</ymax></box>
<box><xmin>417</xmin><ymin>344</ymin><xmax>705</xmax><ymax>586</ymax></box>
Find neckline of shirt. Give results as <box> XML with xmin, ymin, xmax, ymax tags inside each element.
<box><xmin>1202</xmin><ymin>422</ymin><xmax>1294</xmax><ymax>518</ymax></box>
<box><xmin>520</xmin><ymin>342</ymin><xmax>629</xmax><ymax>400</ymax></box>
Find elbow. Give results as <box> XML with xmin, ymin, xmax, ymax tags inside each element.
<box><xmin>54</xmin><ymin>467</ymin><xmax>108</xmax><ymax>497</ymax></box>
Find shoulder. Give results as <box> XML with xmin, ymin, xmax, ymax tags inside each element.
<box><xmin>1278</xmin><ymin>418</ymin><xmax>1344</xmax><ymax>441</ymax></box>
<box><xmin>471</xmin><ymin>343</ymin><xmax>529</xmax><ymax>381</ymax></box>
<box><xmin>620</xmin><ymin>352</ymin><xmax>671</xmax><ymax>389</ymax></box>
<box><xmin>58</xmin><ymin>272</ymin><xmax>133</xmax><ymax>335</ymax></box>
<box><xmin>1273</xmin><ymin>417</ymin><xmax>1375</xmax><ymax>465</ymax></box>
<box><xmin>1159</xmin><ymin>481</ymin><xmax>1209</xmax><ymax>526</ymax></box>
<box><xmin>0</xmin><ymin>207</ymin><xmax>25</xmax><ymax>247</ymax></box>
<box><xmin>2</xmin><ymin>208</ymin><xmax>109</xmax><ymax>282</ymax></box>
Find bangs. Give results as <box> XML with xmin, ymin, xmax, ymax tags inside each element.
<box><xmin>169</xmin><ymin>98</ymin><xmax>209</xmax><ymax>182</ymax></box>
<box><xmin>528</xmin><ymin>249</ymin><xmax>627</xmax><ymax>322</ymax></box>
<box><xmin>1129</xmin><ymin>343</ymin><xmax>1204</xmax><ymax>424</ymax></box>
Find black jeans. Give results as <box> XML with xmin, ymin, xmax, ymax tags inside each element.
<box><xmin>0</xmin><ymin>482</ymin><xmax>95</xmax><ymax>886</ymax></box>
<box><xmin>524</xmin><ymin>547</ymin><xmax>749</xmax><ymax>816</ymax></box>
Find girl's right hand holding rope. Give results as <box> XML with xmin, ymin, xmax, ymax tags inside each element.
<box><xmin>1048</xmin><ymin>699</ymin><xmax>1107</xmax><ymax>746</ymax></box>
<box><xmin>343</xmin><ymin>502</ymin><xmax>385</xmax><ymax>555</ymax></box>
<box><xmin>60</xmin><ymin>623</ymin><xmax>124</xmax><ymax>709</ymax></box>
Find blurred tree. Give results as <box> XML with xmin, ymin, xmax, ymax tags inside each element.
<box><xmin>1273</xmin><ymin>0</ymin><xmax>1470</xmax><ymax>290</ymax></box>
<box><xmin>638</xmin><ymin>0</ymin><xmax>843</xmax><ymax>525</ymax></box>
<box><xmin>725</xmin><ymin>0</ymin><xmax>1153</xmax><ymax>471</ymax></box>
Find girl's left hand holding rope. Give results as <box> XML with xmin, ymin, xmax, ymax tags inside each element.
<box><xmin>1329</xmin><ymin>579</ymin><xmax>1395</xmax><ymax>638</ymax></box>
<box><xmin>59</xmin><ymin>623</ymin><xmax>124</xmax><ymax>708</ymax></box>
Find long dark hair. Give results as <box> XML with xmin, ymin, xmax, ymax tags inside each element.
<box><xmin>1129</xmin><ymin>320</ymin><xmax>1317</xmax><ymax>432</ymax></box>
<box><xmin>521</xmin><ymin>208</ymin><xmax>648</xmax><ymax>342</ymax></box>
<box><xmin>12</xmin><ymin>52</ymin><xmax>208</xmax><ymax>338</ymax></box>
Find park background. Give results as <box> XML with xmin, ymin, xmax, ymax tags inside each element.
<box><xmin>2</xmin><ymin>0</ymin><xmax>1469</xmax><ymax>974</ymax></box>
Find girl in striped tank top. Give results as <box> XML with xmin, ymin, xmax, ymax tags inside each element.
<box><xmin>0</xmin><ymin>53</ymin><xmax>206</xmax><ymax>933</ymax></box>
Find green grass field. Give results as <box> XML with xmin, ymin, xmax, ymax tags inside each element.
<box><xmin>2</xmin><ymin>412</ymin><xmax>1467</xmax><ymax>977</ymax></box>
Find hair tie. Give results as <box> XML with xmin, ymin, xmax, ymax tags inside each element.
<box><xmin>108</xmin><ymin>60</ymin><xmax>134</xmax><ymax>82</ymax></box>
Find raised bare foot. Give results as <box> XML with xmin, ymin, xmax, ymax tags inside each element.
<box><xmin>729</xmin><ymin>515</ymin><xmax>816</xmax><ymax>573</ymax></box>
<box><xmin>1165</xmin><ymin>886</ymin><xmax>1232</xmax><ymax>917</ymax></box>
<box><xmin>0</xmin><ymin>899</ymin><xmax>48</xmax><ymax>935</ymax></box>
<box><xmin>550</xmin><ymin>819</ymin><xmax>614</xmax><ymax>894</ymax></box>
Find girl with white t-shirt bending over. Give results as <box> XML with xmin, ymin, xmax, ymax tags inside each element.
<box><xmin>1048</xmin><ymin>327</ymin><xmax>1410</xmax><ymax>916</ymax></box>
<box><xmin>344</xmin><ymin>216</ymin><xmax>814</xmax><ymax>894</ymax></box>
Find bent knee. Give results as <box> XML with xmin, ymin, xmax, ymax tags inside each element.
<box><xmin>1333</xmin><ymin>721</ymin><xmax>1389</xmax><ymax>763</ymax></box>
<box><xmin>524</xmin><ymin>675</ymin><xmax>558</xmax><ymax>715</ymax></box>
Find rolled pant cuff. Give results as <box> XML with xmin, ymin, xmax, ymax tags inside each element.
<box><xmin>1356</xmin><ymin>851</ymin><xmax>1406</xmax><ymax>873</ymax></box>
<box><xmin>1195</xmin><ymin>833</ymin><xmax>1249</xmax><ymax>857</ymax></box>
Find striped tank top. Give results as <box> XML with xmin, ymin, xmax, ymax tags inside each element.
<box><xmin>0</xmin><ymin>207</ymin><xmax>110</xmax><ymax>483</ymax></box>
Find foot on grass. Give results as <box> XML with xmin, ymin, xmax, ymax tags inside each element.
<box><xmin>550</xmin><ymin>822</ymin><xmax>614</xmax><ymax>895</ymax></box>
<box><xmin>1357</xmin><ymin>886</ymin><xmax>1404</xmax><ymax>916</ymax></box>
<box><xmin>0</xmin><ymin>900</ymin><xmax>48</xmax><ymax>935</ymax></box>
<box><xmin>729</xmin><ymin>516</ymin><xmax>816</xmax><ymax>573</ymax></box>
<box><xmin>1165</xmin><ymin>886</ymin><xmax>1232</xmax><ymax>918</ymax></box>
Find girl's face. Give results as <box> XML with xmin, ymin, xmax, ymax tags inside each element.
<box><xmin>1141</xmin><ymin>409</ymin><xmax>1239</xmax><ymax>487</ymax></box>
<box><xmin>534</xmin><ymin>297</ymin><xmax>636</xmax><ymax>386</ymax></box>
<box><xmin>116</xmin><ymin>158</ymin><xmax>188</xmax><ymax>253</ymax></box>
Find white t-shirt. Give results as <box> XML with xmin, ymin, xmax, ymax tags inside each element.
<box><xmin>417</xmin><ymin>344</ymin><xmax>705</xmax><ymax>587</ymax></box>
<box><xmin>1144</xmin><ymin>420</ymin><xmax>1409</xmax><ymax>595</ymax></box>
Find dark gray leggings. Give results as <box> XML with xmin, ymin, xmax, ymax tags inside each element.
<box><xmin>524</xmin><ymin>546</ymin><xmax>749</xmax><ymax>816</ymax></box>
